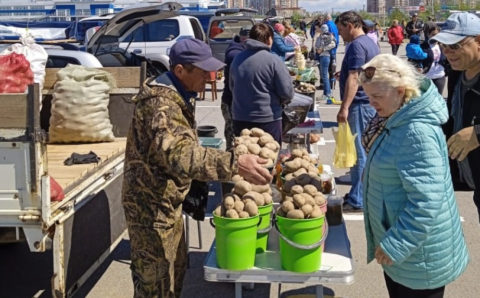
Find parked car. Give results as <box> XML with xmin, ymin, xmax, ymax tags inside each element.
<box><xmin>206</xmin><ymin>8</ymin><xmax>257</xmax><ymax>62</ymax></box>
<box><xmin>87</xmin><ymin>3</ymin><xmax>205</xmax><ymax>74</ymax></box>
<box><xmin>45</xmin><ymin>48</ymin><xmax>103</xmax><ymax>68</ymax></box>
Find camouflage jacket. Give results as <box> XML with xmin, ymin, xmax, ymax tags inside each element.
<box><xmin>122</xmin><ymin>74</ymin><xmax>237</xmax><ymax>229</ymax></box>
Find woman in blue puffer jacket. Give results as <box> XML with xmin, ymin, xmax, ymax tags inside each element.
<box><xmin>359</xmin><ymin>54</ymin><xmax>469</xmax><ymax>297</ymax></box>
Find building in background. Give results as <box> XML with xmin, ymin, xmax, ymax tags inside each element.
<box><xmin>226</xmin><ymin>0</ymin><xmax>300</xmax><ymax>16</ymax></box>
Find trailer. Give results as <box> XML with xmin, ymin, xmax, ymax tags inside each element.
<box><xmin>0</xmin><ymin>66</ymin><xmax>145</xmax><ymax>297</ymax></box>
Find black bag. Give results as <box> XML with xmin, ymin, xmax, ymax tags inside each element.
<box><xmin>183</xmin><ymin>180</ymin><xmax>209</xmax><ymax>221</ymax></box>
<box><xmin>308</xmin><ymin>48</ymin><xmax>315</xmax><ymax>60</ymax></box>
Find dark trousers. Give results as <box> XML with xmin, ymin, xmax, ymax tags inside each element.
<box><xmin>432</xmin><ymin>76</ymin><xmax>446</xmax><ymax>96</ymax></box>
<box><xmin>391</xmin><ymin>44</ymin><xmax>400</xmax><ymax>55</ymax></box>
<box><xmin>474</xmin><ymin>190</ymin><xmax>480</xmax><ymax>223</ymax></box>
<box><xmin>233</xmin><ymin>119</ymin><xmax>282</xmax><ymax>144</ymax></box>
<box><xmin>384</xmin><ymin>272</ymin><xmax>445</xmax><ymax>298</ymax></box>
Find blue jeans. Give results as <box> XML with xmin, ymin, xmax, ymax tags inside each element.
<box><xmin>318</xmin><ymin>55</ymin><xmax>331</xmax><ymax>96</ymax></box>
<box><xmin>345</xmin><ymin>103</ymin><xmax>376</xmax><ymax>208</ymax></box>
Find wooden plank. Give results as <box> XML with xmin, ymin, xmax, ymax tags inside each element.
<box><xmin>47</xmin><ymin>138</ymin><xmax>126</xmax><ymax>190</ymax></box>
<box><xmin>44</xmin><ymin>67</ymin><xmax>141</xmax><ymax>90</ymax></box>
<box><xmin>0</xmin><ymin>93</ymin><xmax>28</xmax><ymax>128</ymax></box>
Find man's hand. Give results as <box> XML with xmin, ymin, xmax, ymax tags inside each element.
<box><xmin>237</xmin><ymin>154</ymin><xmax>273</xmax><ymax>185</ymax></box>
<box><xmin>337</xmin><ymin>106</ymin><xmax>349</xmax><ymax>123</ymax></box>
<box><xmin>375</xmin><ymin>246</ymin><xmax>393</xmax><ymax>266</ymax></box>
<box><xmin>447</xmin><ymin>126</ymin><xmax>480</xmax><ymax>161</ymax></box>
<box><xmin>316</xmin><ymin>48</ymin><xmax>323</xmax><ymax>54</ymax></box>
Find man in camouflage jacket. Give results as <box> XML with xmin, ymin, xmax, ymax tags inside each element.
<box><xmin>122</xmin><ymin>39</ymin><xmax>272</xmax><ymax>298</ymax></box>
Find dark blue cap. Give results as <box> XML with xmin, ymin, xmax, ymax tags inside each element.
<box><xmin>169</xmin><ymin>38</ymin><xmax>225</xmax><ymax>71</ymax></box>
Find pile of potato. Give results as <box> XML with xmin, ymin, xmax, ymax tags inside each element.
<box><xmin>234</xmin><ymin>128</ymin><xmax>280</xmax><ymax>168</ymax></box>
<box><xmin>276</xmin><ymin>148</ymin><xmax>327</xmax><ymax>219</ymax></box>
<box><xmin>213</xmin><ymin>175</ymin><xmax>273</xmax><ymax>219</ymax></box>
<box><xmin>277</xmin><ymin>184</ymin><xmax>326</xmax><ymax>219</ymax></box>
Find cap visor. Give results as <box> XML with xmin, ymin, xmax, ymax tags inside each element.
<box><xmin>430</xmin><ymin>32</ymin><xmax>467</xmax><ymax>45</ymax></box>
<box><xmin>193</xmin><ymin>57</ymin><xmax>226</xmax><ymax>72</ymax></box>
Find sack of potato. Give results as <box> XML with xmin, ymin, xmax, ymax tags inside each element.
<box><xmin>213</xmin><ymin>175</ymin><xmax>273</xmax><ymax>219</ymax></box>
<box><xmin>234</xmin><ymin>128</ymin><xmax>280</xmax><ymax>169</ymax></box>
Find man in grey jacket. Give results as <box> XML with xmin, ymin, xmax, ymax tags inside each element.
<box><xmin>230</xmin><ymin>23</ymin><xmax>294</xmax><ymax>143</ymax></box>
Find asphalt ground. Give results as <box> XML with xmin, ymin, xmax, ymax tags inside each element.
<box><xmin>1</xmin><ymin>38</ymin><xmax>479</xmax><ymax>298</ymax></box>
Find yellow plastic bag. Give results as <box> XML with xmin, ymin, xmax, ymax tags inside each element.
<box><xmin>333</xmin><ymin>122</ymin><xmax>357</xmax><ymax>168</ymax></box>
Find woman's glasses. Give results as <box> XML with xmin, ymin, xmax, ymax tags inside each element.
<box><xmin>438</xmin><ymin>37</ymin><xmax>475</xmax><ymax>51</ymax></box>
<box><xmin>359</xmin><ymin>67</ymin><xmax>400</xmax><ymax>81</ymax></box>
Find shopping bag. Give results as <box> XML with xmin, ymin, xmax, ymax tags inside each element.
<box><xmin>333</xmin><ymin>122</ymin><xmax>357</xmax><ymax>168</ymax></box>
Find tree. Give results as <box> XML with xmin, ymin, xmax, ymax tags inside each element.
<box><xmin>357</xmin><ymin>10</ymin><xmax>374</xmax><ymax>22</ymax></box>
<box><xmin>388</xmin><ymin>8</ymin><xmax>410</xmax><ymax>26</ymax></box>
<box><xmin>291</xmin><ymin>11</ymin><xmax>302</xmax><ymax>28</ymax></box>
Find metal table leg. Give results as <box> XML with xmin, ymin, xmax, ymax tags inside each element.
<box><xmin>235</xmin><ymin>282</ymin><xmax>242</xmax><ymax>298</ymax></box>
<box><xmin>315</xmin><ymin>284</ymin><xmax>324</xmax><ymax>298</ymax></box>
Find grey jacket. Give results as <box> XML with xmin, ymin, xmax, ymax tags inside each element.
<box><xmin>230</xmin><ymin>39</ymin><xmax>293</xmax><ymax>123</ymax></box>
<box><xmin>315</xmin><ymin>32</ymin><xmax>336</xmax><ymax>57</ymax></box>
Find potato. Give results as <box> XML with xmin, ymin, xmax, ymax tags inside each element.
<box><xmin>303</xmin><ymin>184</ymin><xmax>318</xmax><ymax>196</ymax></box>
<box><xmin>234</xmin><ymin>180</ymin><xmax>252</xmax><ymax>196</ymax></box>
<box><xmin>264</xmin><ymin>142</ymin><xmax>277</xmax><ymax>151</ymax></box>
<box><xmin>287</xmin><ymin>209</ymin><xmax>305</xmax><ymax>219</ymax></box>
<box><xmin>259</xmin><ymin>147</ymin><xmax>273</xmax><ymax>159</ymax></box>
<box><xmin>293</xmin><ymin>194</ymin><xmax>306</xmax><ymax>208</ymax></box>
<box><xmin>281</xmin><ymin>200</ymin><xmax>295</xmax><ymax>213</ymax></box>
<box><xmin>310</xmin><ymin>205</ymin><xmax>323</xmax><ymax>218</ymax></box>
<box><xmin>234</xmin><ymin>200</ymin><xmax>245</xmax><ymax>213</ymax></box>
<box><xmin>310</xmin><ymin>175</ymin><xmax>322</xmax><ymax>191</ymax></box>
<box><xmin>315</xmin><ymin>194</ymin><xmax>327</xmax><ymax>206</ymax></box>
<box><xmin>232</xmin><ymin>174</ymin><xmax>244</xmax><ymax>183</ymax></box>
<box><xmin>291</xmin><ymin>185</ymin><xmax>304</xmax><ymax>195</ymax></box>
<box><xmin>291</xmin><ymin>149</ymin><xmax>304</xmax><ymax>158</ymax></box>
<box><xmin>243</xmin><ymin>191</ymin><xmax>265</xmax><ymax>206</ymax></box>
<box><xmin>285</xmin><ymin>173</ymin><xmax>295</xmax><ymax>181</ymax></box>
<box><xmin>262</xmin><ymin>192</ymin><xmax>273</xmax><ymax>205</ymax></box>
<box><xmin>240</xmin><ymin>128</ymin><xmax>251</xmax><ymax>136</ymax></box>
<box><xmin>283</xmin><ymin>195</ymin><xmax>294</xmax><ymax>202</ymax></box>
<box><xmin>234</xmin><ymin>137</ymin><xmax>245</xmax><ymax>146</ymax></box>
<box><xmin>239</xmin><ymin>211</ymin><xmax>250</xmax><ymax>218</ymax></box>
<box><xmin>249</xmin><ymin>136</ymin><xmax>259</xmax><ymax>144</ymax></box>
<box><xmin>213</xmin><ymin>205</ymin><xmax>223</xmax><ymax>217</ymax></box>
<box><xmin>244</xmin><ymin>200</ymin><xmax>259</xmax><ymax>216</ymax></box>
<box><xmin>233</xmin><ymin>193</ymin><xmax>242</xmax><ymax>201</ymax></box>
<box><xmin>251</xmin><ymin>184</ymin><xmax>270</xmax><ymax>193</ymax></box>
<box><xmin>301</xmin><ymin>193</ymin><xmax>316</xmax><ymax>206</ymax></box>
<box><xmin>224</xmin><ymin>196</ymin><xmax>235</xmax><ymax>210</ymax></box>
<box><xmin>235</xmin><ymin>144</ymin><xmax>248</xmax><ymax>155</ymax></box>
<box><xmin>272</xmin><ymin>141</ymin><xmax>280</xmax><ymax>150</ymax></box>
<box><xmin>247</xmin><ymin>143</ymin><xmax>261</xmax><ymax>155</ymax></box>
<box><xmin>300</xmin><ymin>159</ymin><xmax>311</xmax><ymax>169</ymax></box>
<box><xmin>300</xmin><ymin>148</ymin><xmax>309</xmax><ymax>157</ymax></box>
<box><xmin>251</xmin><ymin>128</ymin><xmax>265</xmax><ymax>137</ymax></box>
<box><xmin>282</xmin><ymin>179</ymin><xmax>296</xmax><ymax>193</ymax></box>
<box><xmin>226</xmin><ymin>209</ymin><xmax>239</xmax><ymax>218</ymax></box>
<box><xmin>301</xmin><ymin>204</ymin><xmax>313</xmax><ymax>217</ymax></box>
<box><xmin>285</xmin><ymin>159</ymin><xmax>302</xmax><ymax>172</ymax></box>
<box><xmin>295</xmin><ymin>173</ymin><xmax>311</xmax><ymax>185</ymax></box>
<box><xmin>258</xmin><ymin>134</ymin><xmax>274</xmax><ymax>146</ymax></box>
<box><xmin>293</xmin><ymin>167</ymin><xmax>307</xmax><ymax>177</ymax></box>
<box><xmin>308</xmin><ymin>164</ymin><xmax>319</xmax><ymax>175</ymax></box>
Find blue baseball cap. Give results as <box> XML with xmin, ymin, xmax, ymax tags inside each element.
<box><xmin>169</xmin><ymin>38</ymin><xmax>225</xmax><ymax>71</ymax></box>
<box><xmin>431</xmin><ymin>12</ymin><xmax>480</xmax><ymax>45</ymax></box>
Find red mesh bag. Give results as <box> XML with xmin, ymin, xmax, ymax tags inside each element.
<box><xmin>50</xmin><ymin>177</ymin><xmax>65</xmax><ymax>202</ymax></box>
<box><xmin>0</xmin><ymin>52</ymin><xmax>34</xmax><ymax>94</ymax></box>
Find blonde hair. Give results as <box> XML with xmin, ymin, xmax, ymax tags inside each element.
<box><xmin>391</xmin><ymin>19</ymin><xmax>398</xmax><ymax>26</ymax></box>
<box><xmin>358</xmin><ymin>54</ymin><xmax>423</xmax><ymax>102</ymax></box>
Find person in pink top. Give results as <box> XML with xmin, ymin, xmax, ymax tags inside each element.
<box><xmin>387</xmin><ymin>19</ymin><xmax>404</xmax><ymax>55</ymax></box>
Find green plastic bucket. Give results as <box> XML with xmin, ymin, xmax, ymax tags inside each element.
<box><xmin>275</xmin><ymin>214</ymin><xmax>328</xmax><ymax>273</ymax></box>
<box><xmin>256</xmin><ymin>204</ymin><xmax>273</xmax><ymax>253</ymax></box>
<box><xmin>212</xmin><ymin>214</ymin><xmax>260</xmax><ymax>270</ymax></box>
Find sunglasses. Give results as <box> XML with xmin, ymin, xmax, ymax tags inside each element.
<box><xmin>359</xmin><ymin>67</ymin><xmax>400</xmax><ymax>80</ymax></box>
<box><xmin>438</xmin><ymin>37</ymin><xmax>475</xmax><ymax>50</ymax></box>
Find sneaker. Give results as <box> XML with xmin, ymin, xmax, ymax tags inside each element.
<box><xmin>342</xmin><ymin>202</ymin><xmax>363</xmax><ymax>213</ymax></box>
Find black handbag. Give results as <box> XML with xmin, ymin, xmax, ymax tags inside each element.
<box><xmin>183</xmin><ymin>180</ymin><xmax>208</xmax><ymax>221</ymax></box>
<box><xmin>308</xmin><ymin>48</ymin><xmax>316</xmax><ymax>60</ymax></box>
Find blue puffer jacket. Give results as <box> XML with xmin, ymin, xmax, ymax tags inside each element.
<box><xmin>271</xmin><ymin>32</ymin><xmax>295</xmax><ymax>60</ymax></box>
<box><xmin>363</xmin><ymin>79</ymin><xmax>469</xmax><ymax>289</ymax></box>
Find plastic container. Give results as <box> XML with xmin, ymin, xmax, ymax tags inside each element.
<box><xmin>199</xmin><ymin>137</ymin><xmax>223</xmax><ymax>148</ymax></box>
<box><xmin>275</xmin><ymin>215</ymin><xmax>327</xmax><ymax>273</ymax></box>
<box><xmin>197</xmin><ymin>125</ymin><xmax>218</xmax><ymax>137</ymax></box>
<box><xmin>213</xmin><ymin>214</ymin><xmax>260</xmax><ymax>270</ymax></box>
<box><xmin>256</xmin><ymin>204</ymin><xmax>273</xmax><ymax>253</ymax></box>
<box><xmin>326</xmin><ymin>195</ymin><xmax>343</xmax><ymax>226</ymax></box>
<box><xmin>320</xmin><ymin>173</ymin><xmax>333</xmax><ymax>194</ymax></box>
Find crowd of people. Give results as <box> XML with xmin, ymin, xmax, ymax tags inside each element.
<box><xmin>118</xmin><ymin>9</ymin><xmax>479</xmax><ymax>298</ymax></box>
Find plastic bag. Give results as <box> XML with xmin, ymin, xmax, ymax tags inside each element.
<box><xmin>333</xmin><ymin>122</ymin><xmax>357</xmax><ymax>168</ymax></box>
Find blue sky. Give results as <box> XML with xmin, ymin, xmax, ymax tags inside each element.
<box><xmin>298</xmin><ymin>0</ymin><xmax>364</xmax><ymax>12</ymax></box>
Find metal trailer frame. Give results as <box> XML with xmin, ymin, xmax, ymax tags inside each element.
<box><xmin>0</xmin><ymin>82</ymin><xmax>134</xmax><ymax>297</ymax></box>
